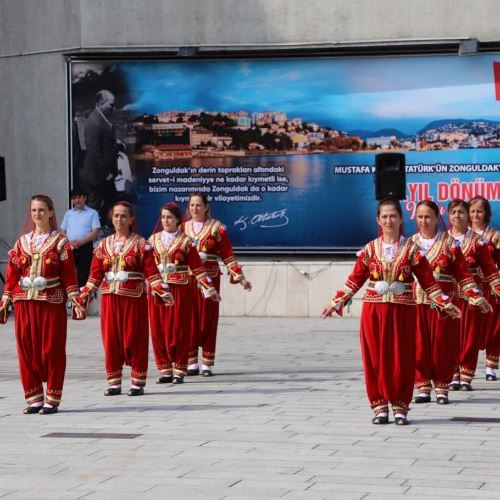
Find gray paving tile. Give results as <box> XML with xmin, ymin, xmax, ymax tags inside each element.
<box><xmin>405</xmin><ymin>486</ymin><xmax>499</xmax><ymax>498</ymax></box>
<box><xmin>308</xmin><ymin>482</ymin><xmax>409</xmax><ymax>494</ymax></box>
<box><xmin>283</xmin><ymin>493</ymin><xmax>364</xmax><ymax>500</ymax></box>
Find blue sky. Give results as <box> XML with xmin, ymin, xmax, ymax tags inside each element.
<box><xmin>117</xmin><ymin>54</ymin><xmax>500</xmax><ymax>135</ymax></box>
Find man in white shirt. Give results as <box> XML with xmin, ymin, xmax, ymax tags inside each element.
<box><xmin>60</xmin><ymin>189</ymin><xmax>101</xmax><ymax>287</ymax></box>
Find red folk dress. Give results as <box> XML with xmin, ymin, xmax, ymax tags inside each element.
<box><xmin>411</xmin><ymin>232</ymin><xmax>479</xmax><ymax>396</ymax></box>
<box><xmin>475</xmin><ymin>227</ymin><xmax>500</xmax><ymax>370</ymax></box>
<box><xmin>148</xmin><ymin>231</ymin><xmax>216</xmax><ymax>377</ymax></box>
<box><xmin>1</xmin><ymin>231</ymin><xmax>79</xmax><ymax>406</ymax></box>
<box><xmin>183</xmin><ymin>219</ymin><xmax>245</xmax><ymax>367</ymax></box>
<box><xmin>84</xmin><ymin>233</ymin><xmax>162</xmax><ymax>387</ymax></box>
<box><xmin>330</xmin><ymin>237</ymin><xmax>451</xmax><ymax>417</ymax></box>
<box><xmin>448</xmin><ymin>230</ymin><xmax>500</xmax><ymax>385</ymax></box>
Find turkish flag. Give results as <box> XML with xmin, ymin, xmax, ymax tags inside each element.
<box><xmin>494</xmin><ymin>62</ymin><xmax>500</xmax><ymax>100</ymax></box>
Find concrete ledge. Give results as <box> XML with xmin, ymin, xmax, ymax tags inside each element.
<box><xmin>220</xmin><ymin>259</ymin><xmax>364</xmax><ymax>317</ymax></box>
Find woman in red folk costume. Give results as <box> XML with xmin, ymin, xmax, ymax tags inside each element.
<box><xmin>78</xmin><ymin>201</ymin><xmax>172</xmax><ymax>396</ymax></box>
<box><xmin>410</xmin><ymin>200</ymin><xmax>490</xmax><ymax>405</ymax></box>
<box><xmin>447</xmin><ymin>199</ymin><xmax>500</xmax><ymax>391</ymax></box>
<box><xmin>148</xmin><ymin>202</ymin><xmax>219</xmax><ymax>384</ymax></box>
<box><xmin>0</xmin><ymin>195</ymin><xmax>85</xmax><ymax>415</ymax></box>
<box><xmin>183</xmin><ymin>192</ymin><xmax>252</xmax><ymax>377</ymax></box>
<box><xmin>322</xmin><ymin>198</ymin><xmax>460</xmax><ymax>426</ymax></box>
<box><xmin>469</xmin><ymin>196</ymin><xmax>500</xmax><ymax>381</ymax></box>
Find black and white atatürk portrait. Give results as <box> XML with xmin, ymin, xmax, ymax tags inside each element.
<box><xmin>79</xmin><ymin>89</ymin><xmax>119</xmax><ymax>226</ymax></box>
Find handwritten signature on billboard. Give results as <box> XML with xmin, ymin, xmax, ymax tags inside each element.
<box><xmin>234</xmin><ymin>209</ymin><xmax>289</xmax><ymax>231</ymax></box>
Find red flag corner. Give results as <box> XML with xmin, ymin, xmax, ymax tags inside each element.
<box><xmin>493</xmin><ymin>62</ymin><xmax>500</xmax><ymax>100</ymax></box>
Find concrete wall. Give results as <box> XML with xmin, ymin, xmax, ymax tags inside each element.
<box><xmin>1</xmin><ymin>0</ymin><xmax>499</xmax><ymax>315</ymax></box>
<box><xmin>0</xmin><ymin>0</ymin><xmax>81</xmax><ymax>242</ymax></box>
<box><xmin>219</xmin><ymin>259</ymin><xmax>365</xmax><ymax>318</ymax></box>
<box><xmin>81</xmin><ymin>0</ymin><xmax>500</xmax><ymax>47</ymax></box>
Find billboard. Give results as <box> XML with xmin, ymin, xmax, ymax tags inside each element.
<box><xmin>69</xmin><ymin>55</ymin><xmax>500</xmax><ymax>251</ymax></box>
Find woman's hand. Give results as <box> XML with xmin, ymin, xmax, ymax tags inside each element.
<box><xmin>73</xmin><ymin>305</ymin><xmax>86</xmax><ymax>319</ymax></box>
<box><xmin>77</xmin><ymin>286</ymin><xmax>93</xmax><ymax>309</ymax></box>
<box><xmin>163</xmin><ymin>293</ymin><xmax>175</xmax><ymax>306</ymax></box>
<box><xmin>240</xmin><ymin>279</ymin><xmax>252</xmax><ymax>291</ymax></box>
<box><xmin>152</xmin><ymin>284</ymin><xmax>174</xmax><ymax>306</ymax></box>
<box><xmin>71</xmin><ymin>296</ymin><xmax>87</xmax><ymax>320</ymax></box>
<box><xmin>0</xmin><ymin>299</ymin><xmax>10</xmax><ymax>324</ymax></box>
<box><xmin>321</xmin><ymin>304</ymin><xmax>334</xmax><ymax>319</ymax></box>
<box><xmin>477</xmin><ymin>296</ymin><xmax>493</xmax><ymax>314</ymax></box>
<box><xmin>443</xmin><ymin>303</ymin><xmax>461</xmax><ymax>319</ymax></box>
<box><xmin>322</xmin><ymin>291</ymin><xmax>347</xmax><ymax>318</ymax></box>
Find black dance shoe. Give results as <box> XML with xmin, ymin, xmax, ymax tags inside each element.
<box><xmin>413</xmin><ymin>395</ymin><xmax>431</xmax><ymax>404</ymax></box>
<box><xmin>371</xmin><ymin>415</ymin><xmax>389</xmax><ymax>425</ymax></box>
<box><xmin>187</xmin><ymin>367</ymin><xmax>200</xmax><ymax>376</ymax></box>
<box><xmin>436</xmin><ymin>395</ymin><xmax>449</xmax><ymax>405</ymax></box>
<box><xmin>172</xmin><ymin>377</ymin><xmax>184</xmax><ymax>384</ymax></box>
<box><xmin>395</xmin><ymin>416</ymin><xmax>409</xmax><ymax>425</ymax></box>
<box><xmin>449</xmin><ymin>382</ymin><xmax>460</xmax><ymax>391</ymax></box>
<box><xmin>39</xmin><ymin>406</ymin><xmax>59</xmax><ymax>415</ymax></box>
<box><xmin>156</xmin><ymin>376</ymin><xmax>173</xmax><ymax>384</ymax></box>
<box><xmin>104</xmin><ymin>387</ymin><xmax>122</xmax><ymax>396</ymax></box>
<box><xmin>202</xmin><ymin>369</ymin><xmax>213</xmax><ymax>377</ymax></box>
<box><xmin>460</xmin><ymin>383</ymin><xmax>472</xmax><ymax>391</ymax></box>
<box><xmin>127</xmin><ymin>387</ymin><xmax>144</xmax><ymax>396</ymax></box>
<box><xmin>486</xmin><ymin>373</ymin><xmax>497</xmax><ymax>381</ymax></box>
<box><xmin>23</xmin><ymin>405</ymin><xmax>43</xmax><ymax>415</ymax></box>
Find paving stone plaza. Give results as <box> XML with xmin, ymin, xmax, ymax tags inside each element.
<box><xmin>1</xmin><ymin>316</ymin><xmax>500</xmax><ymax>499</ymax></box>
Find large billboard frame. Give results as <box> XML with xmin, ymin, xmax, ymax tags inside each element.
<box><xmin>67</xmin><ymin>48</ymin><xmax>500</xmax><ymax>254</ymax></box>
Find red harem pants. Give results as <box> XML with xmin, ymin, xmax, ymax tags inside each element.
<box><xmin>14</xmin><ymin>300</ymin><xmax>67</xmax><ymax>406</ymax></box>
<box><xmin>189</xmin><ymin>273</ymin><xmax>221</xmax><ymax>366</ymax></box>
<box><xmin>415</xmin><ymin>304</ymin><xmax>459</xmax><ymax>394</ymax></box>
<box><xmin>101</xmin><ymin>294</ymin><xmax>149</xmax><ymax>387</ymax></box>
<box><xmin>479</xmin><ymin>284</ymin><xmax>500</xmax><ymax>369</ymax></box>
<box><xmin>360</xmin><ymin>302</ymin><xmax>416</xmax><ymax>415</ymax></box>
<box><xmin>457</xmin><ymin>299</ymin><xmax>485</xmax><ymax>383</ymax></box>
<box><xmin>149</xmin><ymin>284</ymin><xmax>193</xmax><ymax>377</ymax></box>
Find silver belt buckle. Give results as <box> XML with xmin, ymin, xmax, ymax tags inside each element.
<box><xmin>32</xmin><ymin>277</ymin><xmax>48</xmax><ymax>290</ymax></box>
<box><xmin>374</xmin><ymin>280</ymin><xmax>390</xmax><ymax>295</ymax></box>
<box><xmin>158</xmin><ymin>263</ymin><xmax>176</xmax><ymax>273</ymax></box>
<box><xmin>115</xmin><ymin>271</ymin><xmax>129</xmax><ymax>282</ymax></box>
<box><xmin>389</xmin><ymin>282</ymin><xmax>406</xmax><ymax>296</ymax></box>
<box><xmin>105</xmin><ymin>271</ymin><xmax>116</xmax><ymax>283</ymax></box>
<box><xmin>20</xmin><ymin>277</ymin><xmax>33</xmax><ymax>290</ymax></box>
<box><xmin>165</xmin><ymin>263</ymin><xmax>177</xmax><ymax>273</ymax></box>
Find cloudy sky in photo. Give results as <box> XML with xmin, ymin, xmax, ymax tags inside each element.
<box><xmin>119</xmin><ymin>54</ymin><xmax>500</xmax><ymax>134</ymax></box>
